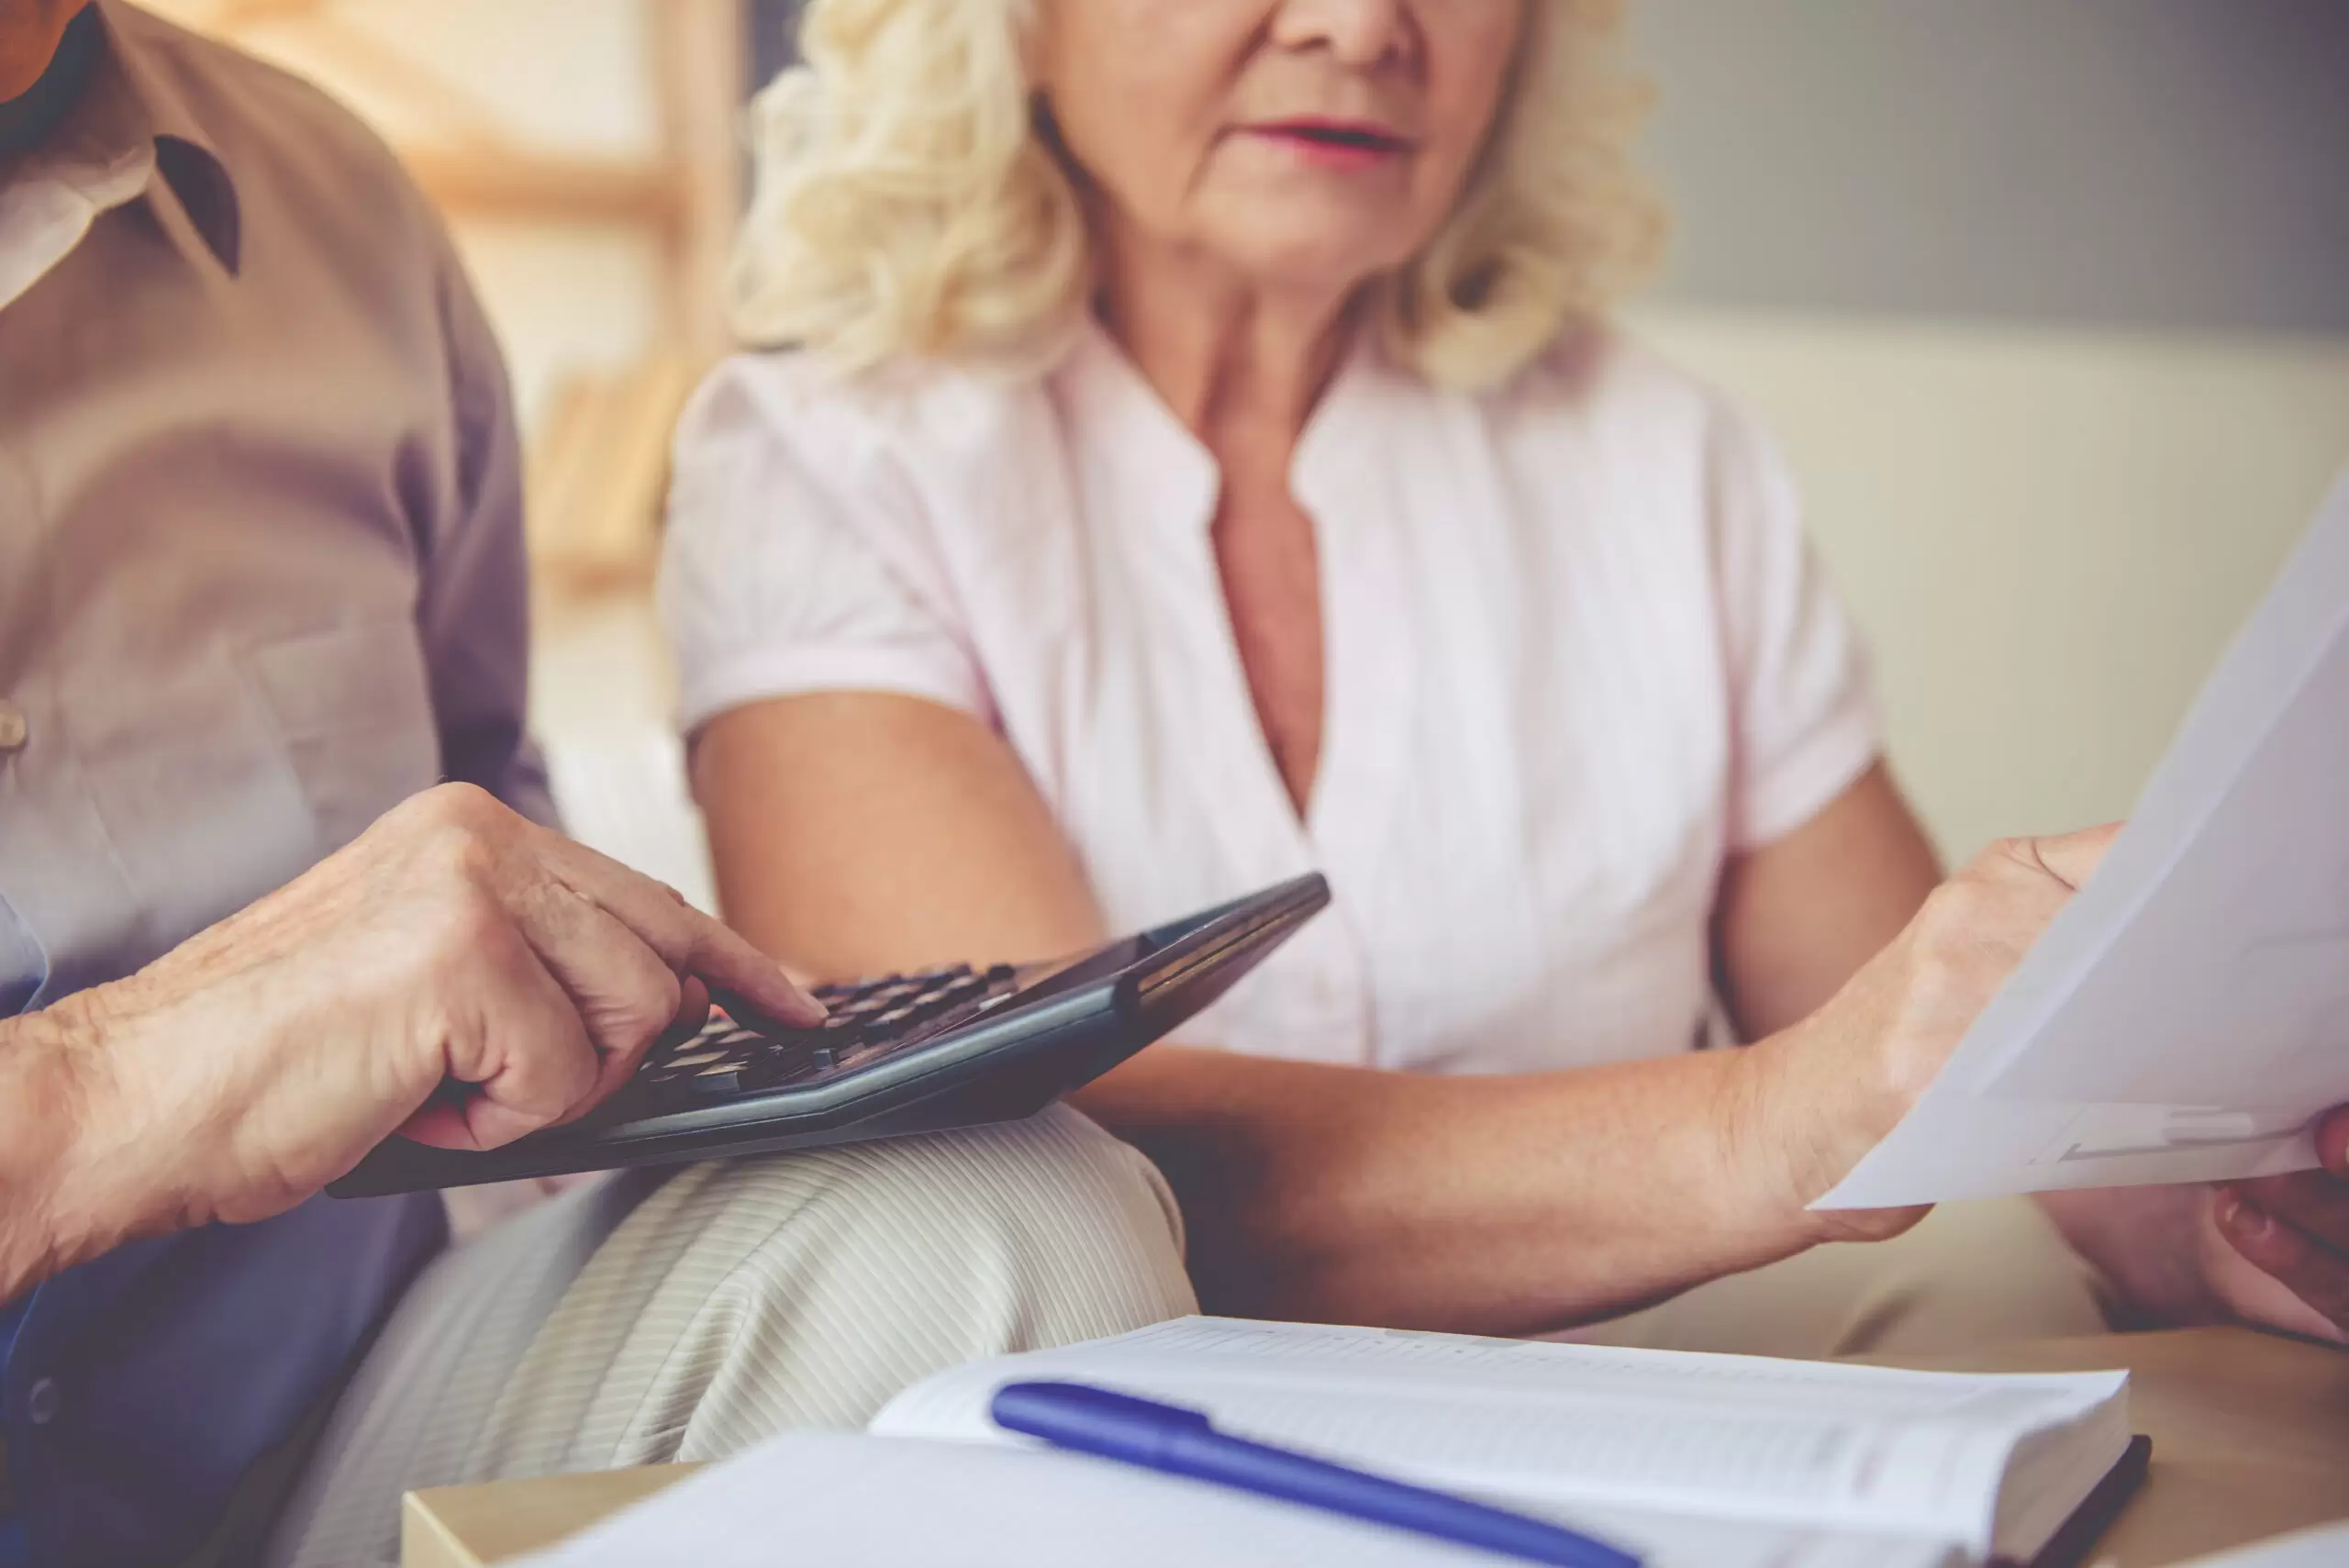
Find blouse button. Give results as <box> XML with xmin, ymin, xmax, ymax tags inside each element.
<box><xmin>26</xmin><ymin>1377</ymin><xmax>61</xmax><ymax>1426</ymax></box>
<box><xmin>0</xmin><ymin>700</ymin><xmax>26</xmax><ymax>755</ymax></box>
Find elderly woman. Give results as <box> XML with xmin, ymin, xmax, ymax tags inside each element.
<box><xmin>661</xmin><ymin>0</ymin><xmax>2349</xmax><ymax>1350</ymax></box>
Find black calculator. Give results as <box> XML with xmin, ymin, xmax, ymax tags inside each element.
<box><xmin>328</xmin><ymin>873</ymin><xmax>1328</xmax><ymax>1197</ymax></box>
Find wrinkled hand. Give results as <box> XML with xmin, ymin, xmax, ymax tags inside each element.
<box><xmin>2197</xmin><ymin>1107</ymin><xmax>2349</xmax><ymax>1341</ymax></box>
<box><xmin>47</xmin><ymin>783</ymin><xmax>820</xmax><ymax>1241</ymax></box>
<box><xmin>1745</xmin><ymin>826</ymin><xmax>2121</xmax><ymax>1244</ymax></box>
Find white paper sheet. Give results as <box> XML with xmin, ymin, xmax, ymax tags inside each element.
<box><xmin>515</xmin><ymin>1431</ymin><xmax>1966</xmax><ymax>1568</ymax></box>
<box><xmin>1823</xmin><ymin>471</ymin><xmax>2349</xmax><ymax>1208</ymax></box>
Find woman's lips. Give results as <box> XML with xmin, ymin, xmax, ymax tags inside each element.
<box><xmin>1240</xmin><ymin>117</ymin><xmax>1413</xmax><ymax>172</ymax></box>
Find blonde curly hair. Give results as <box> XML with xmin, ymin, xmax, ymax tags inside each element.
<box><xmin>729</xmin><ymin>0</ymin><xmax>1664</xmax><ymax>390</ymax></box>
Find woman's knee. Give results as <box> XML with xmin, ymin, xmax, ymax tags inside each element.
<box><xmin>482</xmin><ymin>1110</ymin><xmax>1198</xmax><ymax>1460</ymax></box>
<box><xmin>670</xmin><ymin>1105</ymin><xmax>1197</xmax><ymax>1332</ymax></box>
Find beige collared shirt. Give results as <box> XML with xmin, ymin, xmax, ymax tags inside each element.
<box><xmin>0</xmin><ymin>95</ymin><xmax>149</xmax><ymax>309</ymax></box>
<box><xmin>0</xmin><ymin>6</ymin><xmax>548</xmax><ymax>1560</ymax></box>
<box><xmin>0</xmin><ymin>0</ymin><xmax>550</xmax><ymax>1015</ymax></box>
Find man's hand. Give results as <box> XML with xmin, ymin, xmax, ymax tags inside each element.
<box><xmin>29</xmin><ymin>783</ymin><xmax>819</xmax><ymax>1270</ymax></box>
<box><xmin>2199</xmin><ymin>1106</ymin><xmax>2349</xmax><ymax>1341</ymax></box>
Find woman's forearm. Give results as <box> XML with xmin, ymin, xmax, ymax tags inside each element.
<box><xmin>1076</xmin><ymin>1040</ymin><xmax>1830</xmax><ymax>1336</ymax></box>
<box><xmin>696</xmin><ymin>704</ymin><xmax>2123</xmax><ymax>1338</ymax></box>
<box><xmin>1077</xmin><ymin>830</ymin><xmax>2141</xmax><ymax>1338</ymax></box>
<box><xmin>697</xmin><ymin>701</ymin><xmax>1871</xmax><ymax>1331</ymax></box>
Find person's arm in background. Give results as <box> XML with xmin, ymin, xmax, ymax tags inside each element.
<box><xmin>414</xmin><ymin>240</ymin><xmax>556</xmax><ymax>827</ymax></box>
<box><xmin>2039</xmin><ymin>1108</ymin><xmax>2349</xmax><ymax>1341</ymax></box>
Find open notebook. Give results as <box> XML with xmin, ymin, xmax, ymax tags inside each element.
<box><xmin>524</xmin><ymin>1318</ymin><xmax>2143</xmax><ymax>1568</ymax></box>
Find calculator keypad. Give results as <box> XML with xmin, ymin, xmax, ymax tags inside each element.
<box><xmin>621</xmin><ymin>963</ymin><xmax>1019</xmax><ymax>1113</ymax></box>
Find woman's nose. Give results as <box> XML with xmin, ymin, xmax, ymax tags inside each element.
<box><xmin>1268</xmin><ymin>0</ymin><xmax>1414</xmax><ymax>68</ymax></box>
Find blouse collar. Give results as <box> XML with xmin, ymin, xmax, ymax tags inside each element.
<box><xmin>1054</xmin><ymin>309</ymin><xmax>1400</xmax><ymax>537</ymax></box>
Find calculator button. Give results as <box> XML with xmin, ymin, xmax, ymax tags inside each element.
<box><xmin>637</xmin><ymin>956</ymin><xmax>1029</xmax><ymax>1109</ymax></box>
<box><xmin>738</xmin><ymin>1045</ymin><xmax>823</xmax><ymax>1090</ymax></box>
<box><xmin>751</xmin><ymin>1031</ymin><xmax>824</xmax><ymax>1055</ymax></box>
<box><xmin>683</xmin><ymin>1062</ymin><xmax>750</xmax><ymax>1095</ymax></box>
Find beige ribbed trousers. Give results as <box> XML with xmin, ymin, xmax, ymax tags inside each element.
<box><xmin>262</xmin><ymin>1106</ymin><xmax>1197</xmax><ymax>1568</ymax></box>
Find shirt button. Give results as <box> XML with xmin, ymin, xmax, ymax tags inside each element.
<box><xmin>0</xmin><ymin>700</ymin><xmax>25</xmax><ymax>754</ymax></box>
<box><xmin>26</xmin><ymin>1378</ymin><xmax>61</xmax><ymax>1425</ymax></box>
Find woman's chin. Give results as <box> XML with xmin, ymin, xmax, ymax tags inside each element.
<box><xmin>1203</xmin><ymin>230</ymin><xmax>1418</xmax><ymax>305</ymax></box>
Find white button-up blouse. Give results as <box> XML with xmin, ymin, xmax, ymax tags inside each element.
<box><xmin>660</xmin><ymin>322</ymin><xmax>1880</xmax><ymax>1076</ymax></box>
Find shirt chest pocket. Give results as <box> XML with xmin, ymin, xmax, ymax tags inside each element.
<box><xmin>239</xmin><ymin>618</ymin><xmax>443</xmax><ymax>857</ymax></box>
<box><xmin>58</xmin><ymin>618</ymin><xmax>440</xmax><ymax>973</ymax></box>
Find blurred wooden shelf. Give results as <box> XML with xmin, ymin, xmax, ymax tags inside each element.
<box><xmin>146</xmin><ymin>0</ymin><xmax>745</xmax><ymax>355</ymax></box>
<box><xmin>400</xmin><ymin>149</ymin><xmax>681</xmax><ymax>230</ymax></box>
<box><xmin>525</xmin><ymin>353</ymin><xmax>700</xmax><ymax>595</ymax></box>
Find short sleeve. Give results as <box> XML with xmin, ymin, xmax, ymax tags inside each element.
<box><xmin>1709</xmin><ymin>401</ymin><xmax>1883</xmax><ymax>851</ymax></box>
<box><xmin>658</xmin><ymin>359</ymin><xmax>993</xmax><ymax>737</ymax></box>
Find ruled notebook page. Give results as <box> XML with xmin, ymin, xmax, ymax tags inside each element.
<box><xmin>870</xmin><ymin>1317</ymin><xmax>2128</xmax><ymax>1557</ymax></box>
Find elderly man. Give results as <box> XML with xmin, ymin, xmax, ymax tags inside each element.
<box><xmin>0</xmin><ymin>5</ymin><xmax>1193</xmax><ymax>1565</ymax></box>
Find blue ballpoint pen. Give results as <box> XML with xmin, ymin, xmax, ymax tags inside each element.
<box><xmin>990</xmin><ymin>1381</ymin><xmax>1642</xmax><ymax>1568</ymax></box>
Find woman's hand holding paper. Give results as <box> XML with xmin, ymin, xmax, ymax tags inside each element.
<box><xmin>1744</xmin><ymin>826</ymin><xmax>2123</xmax><ymax>1245</ymax></box>
<box><xmin>1747</xmin><ymin>818</ymin><xmax>2349</xmax><ymax>1340</ymax></box>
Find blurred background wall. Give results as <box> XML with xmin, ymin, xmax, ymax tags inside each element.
<box><xmin>1629</xmin><ymin>0</ymin><xmax>2349</xmax><ymax>860</ymax></box>
<box><xmin>150</xmin><ymin>0</ymin><xmax>2349</xmax><ymax>892</ymax></box>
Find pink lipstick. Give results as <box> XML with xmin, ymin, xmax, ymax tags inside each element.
<box><xmin>1242</xmin><ymin>117</ymin><xmax>1412</xmax><ymax>172</ymax></box>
